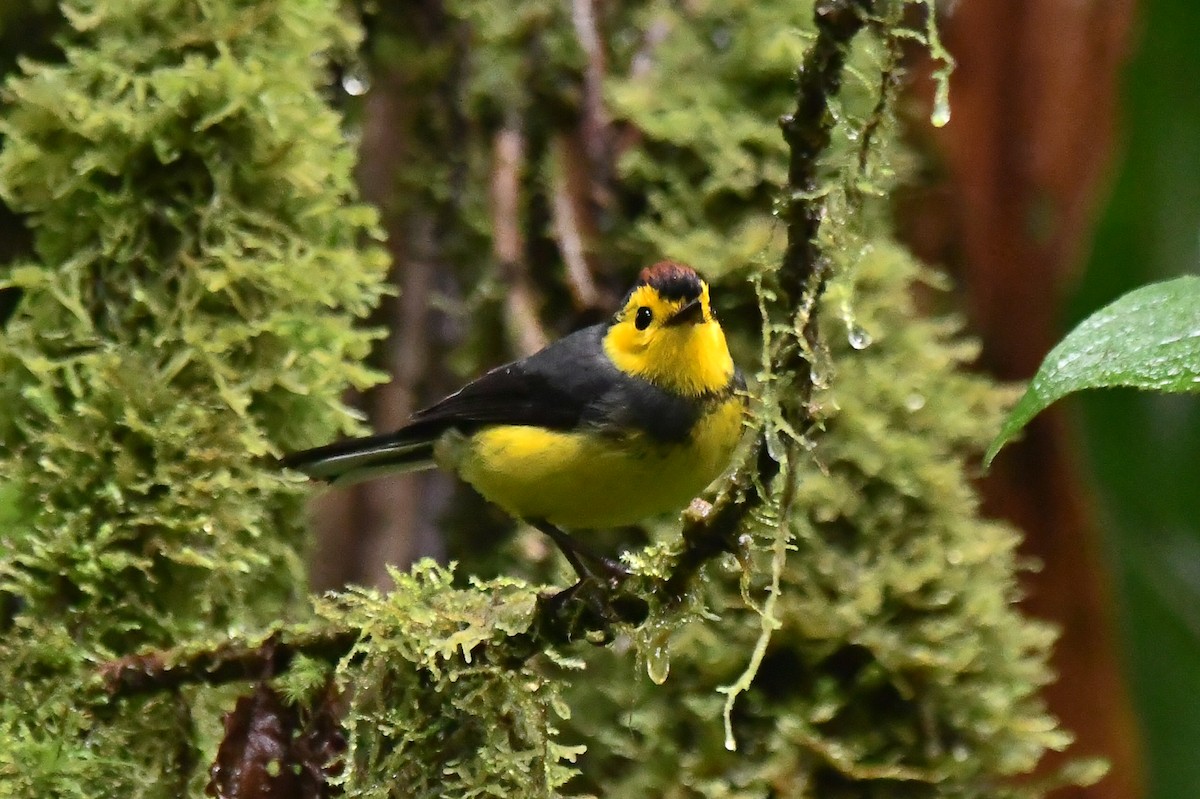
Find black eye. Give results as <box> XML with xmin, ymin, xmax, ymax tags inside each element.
<box><xmin>634</xmin><ymin>307</ymin><xmax>653</xmax><ymax>330</ymax></box>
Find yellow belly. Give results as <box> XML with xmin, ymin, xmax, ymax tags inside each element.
<box><xmin>443</xmin><ymin>397</ymin><xmax>745</xmax><ymax>529</ymax></box>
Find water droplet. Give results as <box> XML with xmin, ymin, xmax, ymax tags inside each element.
<box><xmin>930</xmin><ymin>74</ymin><xmax>951</xmax><ymax>128</ymax></box>
<box><xmin>930</xmin><ymin>92</ymin><xmax>951</xmax><ymax>127</ymax></box>
<box><xmin>905</xmin><ymin>393</ymin><xmax>926</xmax><ymax>411</ymax></box>
<box><xmin>828</xmin><ymin>97</ymin><xmax>846</xmax><ymax>128</ymax></box>
<box><xmin>847</xmin><ymin>323</ymin><xmax>873</xmax><ymax>350</ymax></box>
<box><xmin>764</xmin><ymin>426</ymin><xmax>787</xmax><ymax>463</ymax></box>
<box><xmin>342</xmin><ymin>70</ymin><xmax>369</xmax><ymax>97</ymax></box>
<box><xmin>637</xmin><ymin>622</ymin><xmax>674</xmax><ymax>685</ymax></box>
<box><xmin>646</xmin><ymin>642</ymin><xmax>670</xmax><ymax>685</ymax></box>
<box><xmin>809</xmin><ymin>360</ymin><xmax>832</xmax><ymax>389</ymax></box>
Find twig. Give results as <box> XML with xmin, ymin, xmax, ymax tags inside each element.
<box><xmin>779</xmin><ymin>0</ymin><xmax>875</xmax><ymax>306</ymax></box>
<box><xmin>665</xmin><ymin>0</ymin><xmax>876</xmax><ymax>585</ymax></box>
<box><xmin>855</xmin><ymin>36</ymin><xmax>902</xmax><ymax>180</ymax></box>
<box><xmin>613</xmin><ymin>16</ymin><xmax>672</xmax><ymax>163</ymax></box>
<box><xmin>662</xmin><ymin>442</ymin><xmax>778</xmax><ymax>601</ymax></box>
<box><xmin>550</xmin><ymin>136</ymin><xmax>604</xmax><ymax>312</ymax></box>
<box><xmin>567</xmin><ymin>0</ymin><xmax>612</xmax><ymax>187</ymax></box>
<box><xmin>492</xmin><ymin>123</ymin><xmax>549</xmax><ymax>355</ymax></box>
<box><xmin>98</xmin><ymin>629</ymin><xmax>360</xmax><ymax>698</ymax></box>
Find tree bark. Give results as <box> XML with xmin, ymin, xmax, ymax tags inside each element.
<box><xmin>902</xmin><ymin>3</ymin><xmax>1142</xmax><ymax>797</ymax></box>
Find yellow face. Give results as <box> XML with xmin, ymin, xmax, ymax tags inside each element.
<box><xmin>603</xmin><ymin>276</ymin><xmax>735</xmax><ymax>397</ymax></box>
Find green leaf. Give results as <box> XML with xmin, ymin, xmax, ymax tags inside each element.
<box><xmin>986</xmin><ymin>275</ymin><xmax>1200</xmax><ymax>465</ymax></box>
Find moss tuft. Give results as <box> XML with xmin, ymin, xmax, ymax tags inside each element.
<box><xmin>324</xmin><ymin>563</ymin><xmax>582</xmax><ymax>797</ymax></box>
<box><xmin>0</xmin><ymin>0</ymin><xmax>387</xmax><ymax>794</ymax></box>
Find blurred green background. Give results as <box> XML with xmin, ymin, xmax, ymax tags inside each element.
<box><xmin>1073</xmin><ymin>1</ymin><xmax>1200</xmax><ymax>797</ymax></box>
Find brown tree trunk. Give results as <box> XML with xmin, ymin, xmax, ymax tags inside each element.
<box><xmin>308</xmin><ymin>67</ymin><xmax>448</xmax><ymax>591</ymax></box>
<box><xmin>902</xmin><ymin>3</ymin><xmax>1143</xmax><ymax>797</ymax></box>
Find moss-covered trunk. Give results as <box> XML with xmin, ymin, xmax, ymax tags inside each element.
<box><xmin>0</xmin><ymin>0</ymin><xmax>386</xmax><ymax>794</ymax></box>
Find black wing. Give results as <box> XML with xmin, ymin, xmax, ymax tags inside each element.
<box><xmin>401</xmin><ymin>324</ymin><xmax>619</xmax><ymax>439</ymax></box>
<box><xmin>281</xmin><ymin>322</ymin><xmax>726</xmax><ymax>483</ymax></box>
<box><xmin>279</xmin><ymin>326</ymin><xmax>615</xmax><ymax>483</ymax></box>
<box><xmin>404</xmin><ymin>323</ymin><xmax>714</xmax><ymax>445</ymax></box>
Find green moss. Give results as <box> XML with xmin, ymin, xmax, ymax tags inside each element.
<box><xmin>0</xmin><ymin>0</ymin><xmax>387</xmax><ymax>794</ymax></box>
<box><xmin>606</xmin><ymin>1</ymin><xmax>811</xmax><ymax>278</ymax></box>
<box><xmin>0</xmin><ymin>0</ymin><xmax>386</xmax><ymax>644</ymax></box>
<box><xmin>323</xmin><ymin>563</ymin><xmax>582</xmax><ymax>797</ymax></box>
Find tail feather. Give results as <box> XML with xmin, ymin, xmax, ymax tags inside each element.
<box><xmin>281</xmin><ymin>430</ymin><xmax>437</xmax><ymax>486</ymax></box>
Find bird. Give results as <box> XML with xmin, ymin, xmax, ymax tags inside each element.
<box><xmin>282</xmin><ymin>261</ymin><xmax>746</xmax><ymax>581</ymax></box>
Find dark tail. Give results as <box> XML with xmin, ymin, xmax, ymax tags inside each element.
<box><xmin>280</xmin><ymin>430</ymin><xmax>437</xmax><ymax>486</ymax></box>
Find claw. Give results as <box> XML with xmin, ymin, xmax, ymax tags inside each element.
<box><xmin>536</xmin><ymin>576</ymin><xmax>650</xmax><ymax>645</ymax></box>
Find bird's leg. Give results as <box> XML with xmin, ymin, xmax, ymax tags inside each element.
<box><xmin>530</xmin><ymin>521</ymin><xmax>629</xmax><ymax>584</ymax></box>
<box><xmin>529</xmin><ymin>521</ymin><xmax>647</xmax><ymax>639</ymax></box>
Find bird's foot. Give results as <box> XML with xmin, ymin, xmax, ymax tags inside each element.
<box><xmin>537</xmin><ymin>576</ymin><xmax>649</xmax><ymax>644</ymax></box>
<box><xmin>531</xmin><ymin>520</ymin><xmax>630</xmax><ymax>587</ymax></box>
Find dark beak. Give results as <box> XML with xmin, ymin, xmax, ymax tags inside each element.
<box><xmin>664</xmin><ymin>297</ymin><xmax>705</xmax><ymax>327</ymax></box>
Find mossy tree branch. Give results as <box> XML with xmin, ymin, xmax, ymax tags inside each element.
<box><xmin>98</xmin><ymin>629</ymin><xmax>361</xmax><ymax>699</ymax></box>
<box><xmin>0</xmin><ymin>1</ymin><xmax>391</xmax><ymax>794</ymax></box>
<box><xmin>780</xmin><ymin>0</ymin><xmax>875</xmax><ymax>303</ymax></box>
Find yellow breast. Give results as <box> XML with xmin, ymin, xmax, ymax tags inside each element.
<box><xmin>442</xmin><ymin>395</ymin><xmax>745</xmax><ymax>530</ymax></box>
